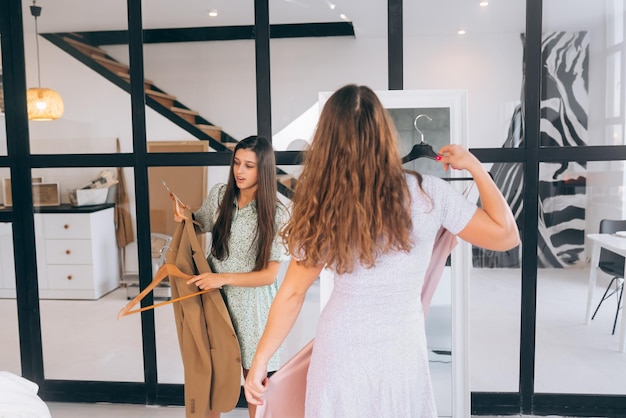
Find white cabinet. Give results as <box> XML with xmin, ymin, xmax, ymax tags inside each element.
<box><xmin>37</xmin><ymin>205</ymin><xmax>120</xmax><ymax>299</ymax></box>
<box><xmin>0</xmin><ymin>205</ymin><xmax>120</xmax><ymax>300</ymax></box>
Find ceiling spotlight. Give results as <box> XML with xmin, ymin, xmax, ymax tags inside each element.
<box><xmin>208</xmin><ymin>10</ymin><xmax>218</xmax><ymax>17</ymax></box>
<box><xmin>457</xmin><ymin>29</ymin><xmax>466</xmax><ymax>35</ymax></box>
<box><xmin>479</xmin><ymin>1</ymin><xmax>489</xmax><ymax>6</ymax></box>
<box><xmin>329</xmin><ymin>3</ymin><xmax>336</xmax><ymax>9</ymax></box>
<box><xmin>339</xmin><ymin>13</ymin><xmax>349</xmax><ymax>21</ymax></box>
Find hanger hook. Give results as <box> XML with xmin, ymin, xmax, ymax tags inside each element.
<box><xmin>413</xmin><ymin>114</ymin><xmax>432</xmax><ymax>144</ymax></box>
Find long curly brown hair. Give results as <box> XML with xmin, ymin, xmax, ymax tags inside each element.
<box><xmin>281</xmin><ymin>84</ymin><xmax>420</xmax><ymax>274</ymax></box>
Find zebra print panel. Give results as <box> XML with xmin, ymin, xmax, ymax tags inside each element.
<box><xmin>472</xmin><ymin>32</ymin><xmax>589</xmax><ymax>268</ymax></box>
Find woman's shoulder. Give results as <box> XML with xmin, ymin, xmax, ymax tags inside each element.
<box><xmin>274</xmin><ymin>200</ymin><xmax>289</xmax><ymax>221</ymax></box>
<box><xmin>405</xmin><ymin>172</ymin><xmax>445</xmax><ymax>190</ymax></box>
<box><xmin>210</xmin><ymin>183</ymin><xmax>227</xmax><ymax>192</ymax></box>
<box><xmin>208</xmin><ymin>183</ymin><xmax>228</xmax><ymax>200</ymax></box>
<box><xmin>405</xmin><ymin>173</ymin><xmax>458</xmax><ymax>207</ymax></box>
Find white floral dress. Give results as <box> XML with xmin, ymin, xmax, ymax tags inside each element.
<box><xmin>194</xmin><ymin>183</ymin><xmax>287</xmax><ymax>371</ymax></box>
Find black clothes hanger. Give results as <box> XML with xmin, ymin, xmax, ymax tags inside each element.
<box><xmin>401</xmin><ymin>114</ymin><xmax>475</xmax><ymax>182</ymax></box>
<box><xmin>401</xmin><ymin>114</ymin><xmax>442</xmax><ymax>163</ymax></box>
<box><xmin>401</xmin><ymin>143</ymin><xmax>440</xmax><ymax>163</ymax></box>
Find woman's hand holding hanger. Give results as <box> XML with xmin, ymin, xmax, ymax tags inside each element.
<box><xmin>163</xmin><ymin>181</ymin><xmax>190</xmax><ymax>223</ymax></box>
<box><xmin>172</xmin><ymin>194</ymin><xmax>189</xmax><ymax>223</ymax></box>
<box><xmin>437</xmin><ymin>144</ymin><xmax>482</xmax><ymax>174</ymax></box>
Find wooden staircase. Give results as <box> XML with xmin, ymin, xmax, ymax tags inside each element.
<box><xmin>42</xmin><ymin>32</ymin><xmax>295</xmax><ymax>197</ymax></box>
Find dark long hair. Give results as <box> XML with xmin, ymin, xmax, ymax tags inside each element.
<box><xmin>211</xmin><ymin>135</ymin><xmax>278</xmax><ymax>271</ymax></box>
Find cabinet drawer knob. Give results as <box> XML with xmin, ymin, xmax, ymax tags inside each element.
<box><xmin>67</xmin><ymin>275</ymin><xmax>73</xmax><ymax>280</ymax></box>
<box><xmin>64</xmin><ymin>224</ymin><xmax>70</xmax><ymax>229</ymax></box>
<box><xmin>65</xmin><ymin>249</ymin><xmax>71</xmax><ymax>255</ymax></box>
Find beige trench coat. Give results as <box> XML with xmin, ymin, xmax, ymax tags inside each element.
<box><xmin>165</xmin><ymin>208</ymin><xmax>241</xmax><ymax>416</ymax></box>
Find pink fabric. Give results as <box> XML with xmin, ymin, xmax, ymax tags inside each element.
<box><xmin>254</xmin><ymin>229</ymin><xmax>456</xmax><ymax>418</ymax></box>
<box><xmin>421</xmin><ymin>227</ymin><xmax>458</xmax><ymax>317</ymax></box>
<box><xmin>255</xmin><ymin>339</ymin><xmax>314</xmax><ymax>418</ymax></box>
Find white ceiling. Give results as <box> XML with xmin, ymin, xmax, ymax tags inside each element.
<box><xmin>20</xmin><ymin>0</ymin><xmax>515</xmax><ymax>37</ymax></box>
<box><xmin>21</xmin><ymin>0</ymin><xmax>603</xmax><ymax>40</ymax></box>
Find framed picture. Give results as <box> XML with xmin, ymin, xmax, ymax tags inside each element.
<box><xmin>2</xmin><ymin>179</ymin><xmax>10</xmax><ymax>206</ymax></box>
<box><xmin>3</xmin><ymin>179</ymin><xmax>59</xmax><ymax>207</ymax></box>
<box><xmin>32</xmin><ymin>183</ymin><xmax>60</xmax><ymax>207</ymax></box>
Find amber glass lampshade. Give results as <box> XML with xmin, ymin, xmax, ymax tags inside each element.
<box><xmin>26</xmin><ymin>87</ymin><xmax>64</xmax><ymax>121</ymax></box>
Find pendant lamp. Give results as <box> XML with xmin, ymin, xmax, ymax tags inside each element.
<box><xmin>27</xmin><ymin>0</ymin><xmax>64</xmax><ymax>121</ymax></box>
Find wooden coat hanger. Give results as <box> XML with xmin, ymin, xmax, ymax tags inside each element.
<box><xmin>118</xmin><ymin>185</ymin><xmax>209</xmax><ymax>319</ymax></box>
<box><xmin>401</xmin><ymin>114</ymin><xmax>442</xmax><ymax>163</ymax></box>
<box><xmin>118</xmin><ymin>263</ymin><xmax>213</xmax><ymax>319</ymax></box>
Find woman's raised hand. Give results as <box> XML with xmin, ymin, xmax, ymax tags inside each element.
<box><xmin>171</xmin><ymin>192</ymin><xmax>189</xmax><ymax>222</ymax></box>
<box><xmin>437</xmin><ymin>144</ymin><xmax>482</xmax><ymax>173</ymax></box>
<box><xmin>438</xmin><ymin>144</ymin><xmax>520</xmax><ymax>252</ymax></box>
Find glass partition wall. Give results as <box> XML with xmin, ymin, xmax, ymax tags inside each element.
<box><xmin>2</xmin><ymin>0</ymin><xmax>626</xmax><ymax>416</ymax></box>
<box><xmin>0</xmin><ymin>36</ymin><xmax>20</xmax><ymax>376</ymax></box>
<box><xmin>531</xmin><ymin>1</ymin><xmax>626</xmax><ymax>415</ymax></box>
<box><xmin>20</xmin><ymin>0</ymin><xmax>143</xmax><ymax>386</ymax></box>
<box><xmin>535</xmin><ymin>161</ymin><xmax>626</xmax><ymax>396</ymax></box>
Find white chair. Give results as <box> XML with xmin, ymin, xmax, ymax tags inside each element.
<box><xmin>125</xmin><ymin>233</ymin><xmax>172</xmax><ymax>300</ymax></box>
<box><xmin>150</xmin><ymin>233</ymin><xmax>172</xmax><ymax>278</ymax></box>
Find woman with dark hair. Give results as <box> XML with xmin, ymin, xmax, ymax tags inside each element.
<box><xmin>244</xmin><ymin>85</ymin><xmax>519</xmax><ymax>417</ymax></box>
<box><xmin>177</xmin><ymin>135</ymin><xmax>287</xmax><ymax>418</ymax></box>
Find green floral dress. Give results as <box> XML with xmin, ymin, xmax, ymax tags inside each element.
<box><xmin>194</xmin><ymin>183</ymin><xmax>287</xmax><ymax>371</ymax></box>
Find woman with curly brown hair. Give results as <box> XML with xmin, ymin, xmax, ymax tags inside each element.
<box><xmin>244</xmin><ymin>85</ymin><xmax>519</xmax><ymax>417</ymax></box>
